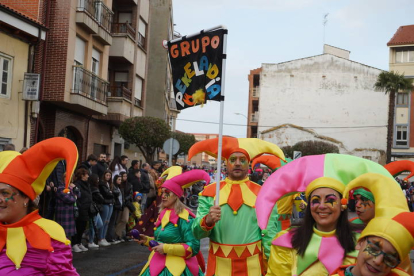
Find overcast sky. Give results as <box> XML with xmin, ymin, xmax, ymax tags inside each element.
<box><xmin>172</xmin><ymin>0</ymin><xmax>414</xmax><ymax>138</ymax></box>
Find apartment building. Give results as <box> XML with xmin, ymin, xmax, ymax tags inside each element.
<box><xmin>388</xmin><ymin>25</ymin><xmax>414</xmax><ymax>159</ymax></box>
<box><xmin>249</xmin><ymin>45</ymin><xmax>388</xmax><ymax>163</ymax></box>
<box><xmin>186</xmin><ymin>133</ymin><xmax>219</xmax><ymax>167</ymax></box>
<box><xmin>0</xmin><ymin>2</ymin><xmax>47</xmax><ymax>151</ymax></box>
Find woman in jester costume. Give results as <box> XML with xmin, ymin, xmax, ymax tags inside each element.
<box><xmin>138</xmin><ymin>168</ymin><xmax>210</xmax><ymax>276</ymax></box>
<box><xmin>256</xmin><ymin>154</ymin><xmax>395</xmax><ymax>276</ymax></box>
<box><xmin>0</xmin><ymin>137</ymin><xmax>79</xmax><ymax>275</ymax></box>
<box><xmin>332</xmin><ymin>173</ymin><xmax>412</xmax><ymax>276</ymax></box>
<box><xmin>189</xmin><ymin>137</ymin><xmax>285</xmax><ymax>276</ymax></box>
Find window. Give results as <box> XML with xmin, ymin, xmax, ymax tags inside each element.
<box><xmin>395</xmin><ymin>47</ymin><xmax>414</xmax><ymax>63</ymax></box>
<box><xmin>75</xmin><ymin>37</ymin><xmax>86</xmax><ymax>66</ymax></box>
<box><xmin>396</xmin><ymin>125</ymin><xmax>408</xmax><ymax>146</ymax></box>
<box><xmin>0</xmin><ymin>138</ymin><xmax>11</xmax><ymax>151</ymax></box>
<box><xmin>138</xmin><ymin>18</ymin><xmax>147</xmax><ymax>48</ymax></box>
<box><xmin>135</xmin><ymin>76</ymin><xmax>143</xmax><ymax>106</ymax></box>
<box><xmin>91</xmin><ymin>48</ymin><xmax>100</xmax><ymax>75</ymax></box>
<box><xmin>0</xmin><ymin>54</ymin><xmax>12</xmax><ymax>97</ymax></box>
<box><xmin>396</xmin><ymin>93</ymin><xmax>409</xmax><ymax>105</ymax></box>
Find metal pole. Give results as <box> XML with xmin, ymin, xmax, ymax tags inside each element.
<box><xmin>214</xmin><ymin>29</ymin><xmax>228</xmax><ymax>206</ymax></box>
<box><xmin>169</xmin><ymin>116</ymin><xmax>175</xmax><ymax>166</ymax></box>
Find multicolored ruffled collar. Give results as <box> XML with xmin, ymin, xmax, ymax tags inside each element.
<box><xmin>154</xmin><ymin>208</ymin><xmax>195</xmax><ymax>230</ymax></box>
<box><xmin>272</xmin><ymin>227</ymin><xmax>358</xmax><ymax>275</ymax></box>
<box><xmin>201</xmin><ymin>177</ymin><xmax>261</xmax><ymax>212</ymax></box>
<box><xmin>0</xmin><ymin>210</ymin><xmax>69</xmax><ymax>269</ymax></box>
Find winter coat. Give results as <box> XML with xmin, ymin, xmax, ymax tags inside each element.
<box><xmin>139</xmin><ymin>169</ymin><xmax>150</xmax><ymax>193</ymax></box>
<box><xmin>128</xmin><ymin>169</ymin><xmax>142</xmax><ymax>192</ymax></box>
<box><xmin>112</xmin><ymin>185</ymin><xmax>122</xmax><ymax>211</ymax></box>
<box><xmin>92</xmin><ymin>161</ymin><xmax>107</xmax><ymax>179</ymax></box>
<box><xmin>91</xmin><ymin>185</ymin><xmax>105</xmax><ymax>211</ymax></box>
<box><xmin>99</xmin><ymin>181</ymin><xmax>115</xmax><ymax>205</ymax></box>
<box><xmin>74</xmin><ymin>179</ymin><xmax>92</xmax><ymax>221</ymax></box>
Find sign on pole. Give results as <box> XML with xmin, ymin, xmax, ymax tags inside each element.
<box><xmin>293</xmin><ymin>151</ymin><xmax>302</xmax><ymax>160</ymax></box>
<box><xmin>23</xmin><ymin>73</ymin><xmax>40</xmax><ymax>101</ymax></box>
<box><xmin>168</xmin><ymin>28</ymin><xmax>227</xmax><ymax>110</ymax></box>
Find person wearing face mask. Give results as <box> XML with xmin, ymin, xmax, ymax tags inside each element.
<box><xmin>137</xmin><ymin>169</ymin><xmax>209</xmax><ymax>276</ymax></box>
<box><xmin>332</xmin><ymin>173</ymin><xmax>412</xmax><ymax>276</ymax></box>
<box><xmin>0</xmin><ymin>137</ymin><xmax>79</xmax><ymax>275</ymax></box>
<box><xmin>256</xmin><ymin>154</ymin><xmax>396</xmax><ymax>276</ymax></box>
<box><xmin>189</xmin><ymin>137</ymin><xmax>286</xmax><ymax>276</ymax></box>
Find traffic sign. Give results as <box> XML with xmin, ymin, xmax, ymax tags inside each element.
<box><xmin>163</xmin><ymin>138</ymin><xmax>180</xmax><ymax>155</ymax></box>
<box><xmin>293</xmin><ymin>151</ymin><xmax>302</xmax><ymax>160</ymax></box>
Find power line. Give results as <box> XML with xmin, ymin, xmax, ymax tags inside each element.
<box><xmin>176</xmin><ymin>118</ymin><xmax>387</xmax><ymax>129</ymax></box>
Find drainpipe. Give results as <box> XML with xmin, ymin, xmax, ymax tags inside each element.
<box><xmin>34</xmin><ymin>0</ymin><xmax>52</xmax><ymax>143</ymax></box>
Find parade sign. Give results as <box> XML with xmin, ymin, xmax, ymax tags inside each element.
<box><xmin>168</xmin><ymin>28</ymin><xmax>227</xmax><ymax>110</ymax></box>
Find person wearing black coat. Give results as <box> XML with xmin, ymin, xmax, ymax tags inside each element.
<box><xmin>106</xmin><ymin>174</ymin><xmax>123</xmax><ymax>243</ymax></box>
<box><xmin>88</xmin><ymin>174</ymin><xmax>105</xmax><ymax>248</ymax></box>
<box><xmin>72</xmin><ymin>168</ymin><xmax>92</xmax><ymax>252</ymax></box>
<box><xmin>128</xmin><ymin>168</ymin><xmax>142</xmax><ymax>192</ymax></box>
<box><xmin>99</xmin><ymin>170</ymin><xmax>115</xmax><ymax>246</ymax></box>
<box><xmin>92</xmin><ymin>153</ymin><xmax>108</xmax><ymax>179</ymax></box>
<box><xmin>115</xmin><ymin>172</ymin><xmax>135</xmax><ymax>240</ymax></box>
<box><xmin>140</xmin><ymin>163</ymin><xmax>151</xmax><ymax>211</ymax></box>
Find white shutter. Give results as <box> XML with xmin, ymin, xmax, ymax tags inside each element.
<box><xmin>115</xmin><ymin>72</ymin><xmax>128</xmax><ymax>82</ymax></box>
<box><xmin>138</xmin><ymin>18</ymin><xmax>146</xmax><ymax>37</ymax></box>
<box><xmin>119</xmin><ymin>13</ymin><xmax>132</xmax><ymax>23</ymax></box>
<box><xmin>75</xmin><ymin>37</ymin><xmax>86</xmax><ymax>65</ymax></box>
<box><xmin>92</xmin><ymin>48</ymin><xmax>100</xmax><ymax>62</ymax></box>
<box><xmin>135</xmin><ymin>76</ymin><xmax>142</xmax><ymax>100</ymax></box>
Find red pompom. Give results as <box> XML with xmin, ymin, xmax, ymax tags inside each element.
<box><xmin>341</xmin><ymin>198</ymin><xmax>348</xmax><ymax>205</ymax></box>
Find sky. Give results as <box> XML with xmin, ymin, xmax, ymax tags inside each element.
<box><xmin>172</xmin><ymin>0</ymin><xmax>414</xmax><ymax>138</ymax></box>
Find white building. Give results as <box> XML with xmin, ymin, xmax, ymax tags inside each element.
<box><xmin>257</xmin><ymin>45</ymin><xmax>389</xmax><ymax>163</ymax></box>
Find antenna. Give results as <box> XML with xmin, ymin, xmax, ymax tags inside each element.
<box><xmin>323</xmin><ymin>13</ymin><xmax>329</xmax><ymax>47</ymax></box>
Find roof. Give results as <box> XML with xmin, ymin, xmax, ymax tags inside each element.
<box><xmin>0</xmin><ymin>3</ymin><xmax>46</xmax><ymax>28</ymax></box>
<box><xmin>387</xmin><ymin>25</ymin><xmax>414</xmax><ymax>46</ymax></box>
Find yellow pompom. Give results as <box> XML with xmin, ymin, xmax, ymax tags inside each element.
<box><xmin>174</xmin><ymin>224</ymin><xmax>178</xmax><ymax>227</ymax></box>
<box><xmin>192</xmin><ymin>89</ymin><xmax>206</xmax><ymax>107</ymax></box>
<box><xmin>233</xmin><ymin>210</ymin><xmax>237</xmax><ymax>215</ymax></box>
<box><xmin>154</xmin><ymin>227</ymin><xmax>157</xmax><ymax>231</ymax></box>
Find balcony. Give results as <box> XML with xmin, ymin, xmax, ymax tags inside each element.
<box><xmin>109</xmin><ymin>85</ymin><xmax>132</xmax><ymax>101</ymax></box>
<box><xmin>93</xmin><ymin>1</ymin><xmax>113</xmax><ymax>45</ymax></box>
<box><xmin>76</xmin><ymin>0</ymin><xmax>98</xmax><ymax>34</ymax></box>
<box><xmin>112</xmin><ymin>23</ymin><xmax>136</xmax><ymax>39</ymax></box>
<box><xmin>252</xmin><ymin>87</ymin><xmax>260</xmax><ymax>97</ymax></box>
<box><xmin>251</xmin><ymin>112</ymin><xmax>259</xmax><ymax>123</ymax></box>
<box><xmin>109</xmin><ymin>24</ymin><xmax>136</xmax><ymax>64</ymax></box>
<box><xmin>71</xmin><ymin>66</ymin><xmax>108</xmax><ymax>114</ymax></box>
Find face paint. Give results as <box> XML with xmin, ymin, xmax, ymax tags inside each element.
<box><xmin>310</xmin><ymin>195</ymin><xmax>321</xmax><ymax>207</ymax></box>
<box><xmin>324</xmin><ymin>194</ymin><xmax>339</xmax><ymax>208</ymax></box>
<box><xmin>364</xmin><ymin>239</ymin><xmax>400</xmax><ymax>268</ymax></box>
<box><xmin>0</xmin><ymin>188</ymin><xmax>17</xmax><ymax>203</ymax></box>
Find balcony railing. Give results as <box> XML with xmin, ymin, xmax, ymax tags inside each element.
<box><xmin>95</xmin><ymin>1</ymin><xmax>113</xmax><ymax>32</ymax></box>
<box><xmin>252</xmin><ymin>87</ymin><xmax>260</xmax><ymax>97</ymax></box>
<box><xmin>137</xmin><ymin>32</ymin><xmax>146</xmax><ymax>48</ymax></box>
<box><xmin>72</xmin><ymin>66</ymin><xmax>108</xmax><ymax>104</ymax></box>
<box><xmin>112</xmin><ymin>23</ymin><xmax>136</xmax><ymax>38</ymax></box>
<box><xmin>109</xmin><ymin>85</ymin><xmax>132</xmax><ymax>101</ymax></box>
<box><xmin>251</xmin><ymin>112</ymin><xmax>259</xmax><ymax>123</ymax></box>
<box><xmin>77</xmin><ymin>0</ymin><xmax>96</xmax><ymax>16</ymax></box>
<box><xmin>134</xmin><ymin>97</ymin><xmax>142</xmax><ymax>107</ymax></box>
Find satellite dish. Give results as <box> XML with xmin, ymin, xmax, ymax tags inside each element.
<box><xmin>163</xmin><ymin>138</ymin><xmax>180</xmax><ymax>155</ymax></box>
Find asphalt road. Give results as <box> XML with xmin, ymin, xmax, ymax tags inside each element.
<box><xmin>72</xmin><ymin>238</ymin><xmax>210</xmax><ymax>276</ymax></box>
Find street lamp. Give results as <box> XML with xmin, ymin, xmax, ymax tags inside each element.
<box><xmin>234</xmin><ymin>112</ymin><xmax>247</xmax><ymax>119</ymax></box>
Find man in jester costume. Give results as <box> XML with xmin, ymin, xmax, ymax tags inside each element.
<box><xmin>256</xmin><ymin>154</ymin><xmax>396</xmax><ymax>276</ymax></box>
<box><xmin>332</xmin><ymin>173</ymin><xmax>412</xmax><ymax>276</ymax></box>
<box><xmin>0</xmin><ymin>137</ymin><xmax>79</xmax><ymax>275</ymax></box>
<box><xmin>189</xmin><ymin>137</ymin><xmax>285</xmax><ymax>276</ymax></box>
<box><xmin>138</xmin><ymin>167</ymin><xmax>210</xmax><ymax>276</ymax></box>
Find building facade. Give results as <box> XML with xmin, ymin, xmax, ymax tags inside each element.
<box><xmin>246</xmin><ymin>68</ymin><xmax>261</xmax><ymax>138</ymax></box>
<box><xmin>387</xmin><ymin>25</ymin><xmax>414</xmax><ymax>160</ymax></box>
<box><xmin>185</xmin><ymin>133</ymin><xmax>219</xmax><ymax>167</ymax></box>
<box><xmin>0</xmin><ymin>2</ymin><xmax>47</xmax><ymax>151</ymax></box>
<box><xmin>254</xmin><ymin>45</ymin><xmax>389</xmax><ymax>163</ymax></box>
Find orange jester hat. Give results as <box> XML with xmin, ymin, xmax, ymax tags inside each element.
<box><xmin>0</xmin><ymin>137</ymin><xmax>78</xmax><ymax>269</ymax></box>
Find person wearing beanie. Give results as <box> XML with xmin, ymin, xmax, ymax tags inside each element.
<box><xmin>132</xmin><ymin>191</ymin><xmax>143</xmax><ymax>220</ymax></box>
<box><xmin>332</xmin><ymin>173</ymin><xmax>412</xmax><ymax>276</ymax></box>
<box><xmin>256</xmin><ymin>154</ymin><xmax>395</xmax><ymax>276</ymax></box>
<box><xmin>189</xmin><ymin>137</ymin><xmax>286</xmax><ymax>275</ymax></box>
<box><xmin>0</xmin><ymin>137</ymin><xmax>79</xmax><ymax>275</ymax></box>
<box><xmin>137</xmin><ymin>168</ymin><xmax>210</xmax><ymax>276</ymax></box>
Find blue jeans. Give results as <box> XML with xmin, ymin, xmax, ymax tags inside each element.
<box><xmin>99</xmin><ymin>204</ymin><xmax>113</xmax><ymax>240</ymax></box>
<box><xmin>89</xmin><ymin>213</ymin><xmax>103</xmax><ymax>243</ymax></box>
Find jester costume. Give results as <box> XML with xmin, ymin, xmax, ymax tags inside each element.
<box><xmin>332</xmin><ymin>265</ymin><xmax>408</xmax><ymax>276</ymax></box>
<box><xmin>139</xmin><ymin>168</ymin><xmax>209</xmax><ymax>276</ymax></box>
<box><xmin>0</xmin><ymin>138</ymin><xmax>79</xmax><ymax>275</ymax></box>
<box><xmin>189</xmin><ymin>137</ymin><xmax>286</xmax><ymax>276</ymax></box>
<box><xmin>256</xmin><ymin>154</ymin><xmax>395</xmax><ymax>276</ymax></box>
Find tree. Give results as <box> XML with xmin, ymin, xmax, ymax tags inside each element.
<box><xmin>291</xmin><ymin>140</ymin><xmax>339</xmax><ymax>156</ymax></box>
<box><xmin>119</xmin><ymin>116</ymin><xmax>171</xmax><ymax>163</ymax></box>
<box><xmin>374</xmin><ymin>71</ymin><xmax>414</xmax><ymax>163</ymax></box>
<box><xmin>172</xmin><ymin>131</ymin><xmax>196</xmax><ymax>160</ymax></box>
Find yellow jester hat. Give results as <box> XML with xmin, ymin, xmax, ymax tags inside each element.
<box><xmin>344</xmin><ymin>173</ymin><xmax>412</xmax><ymax>260</ymax></box>
<box><xmin>0</xmin><ymin>137</ymin><xmax>79</xmax><ymax>269</ymax></box>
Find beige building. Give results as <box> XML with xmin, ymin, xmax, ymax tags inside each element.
<box><xmin>184</xmin><ymin>133</ymin><xmax>219</xmax><ymax>167</ymax></box>
<box><xmin>388</xmin><ymin>25</ymin><xmax>414</xmax><ymax>159</ymax></box>
<box><xmin>0</xmin><ymin>3</ymin><xmax>47</xmax><ymax>151</ymax></box>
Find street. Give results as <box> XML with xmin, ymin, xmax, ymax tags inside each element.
<box><xmin>72</xmin><ymin>238</ymin><xmax>210</xmax><ymax>276</ymax></box>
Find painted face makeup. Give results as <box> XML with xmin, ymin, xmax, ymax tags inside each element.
<box><xmin>310</xmin><ymin>194</ymin><xmax>338</xmax><ymax>209</ymax></box>
<box><xmin>227</xmin><ymin>152</ymin><xmax>249</xmax><ymax>181</ymax></box>
<box><xmin>364</xmin><ymin>239</ymin><xmax>400</xmax><ymax>268</ymax></box>
<box><xmin>0</xmin><ymin>186</ymin><xmax>18</xmax><ymax>203</ymax></box>
<box><xmin>355</xmin><ymin>194</ymin><xmax>375</xmax><ymax>224</ymax></box>
<box><xmin>309</xmin><ymin>188</ymin><xmax>342</xmax><ymax>232</ymax></box>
